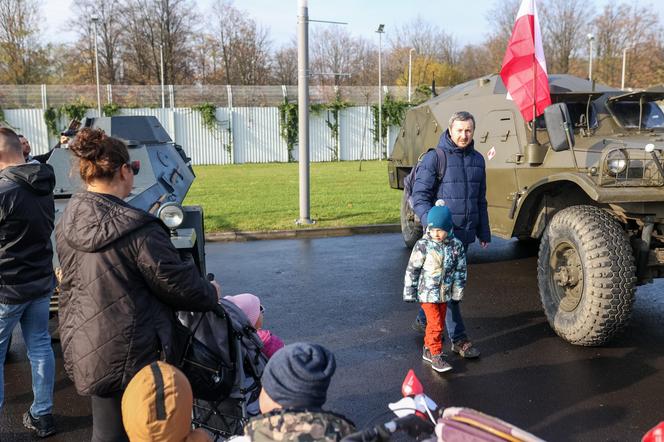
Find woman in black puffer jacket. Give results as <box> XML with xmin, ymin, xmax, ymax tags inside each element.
<box><xmin>56</xmin><ymin>128</ymin><xmax>220</xmax><ymax>442</ymax></box>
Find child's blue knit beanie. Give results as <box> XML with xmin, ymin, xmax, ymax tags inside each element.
<box><xmin>427</xmin><ymin>200</ymin><xmax>453</xmax><ymax>233</ymax></box>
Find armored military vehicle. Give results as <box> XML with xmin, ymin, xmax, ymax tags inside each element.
<box><xmin>388</xmin><ymin>74</ymin><xmax>664</xmax><ymax>346</ymax></box>
<box><xmin>49</xmin><ymin>115</ymin><xmax>208</xmax><ymax>310</ymax></box>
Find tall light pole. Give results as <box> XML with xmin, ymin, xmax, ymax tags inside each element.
<box><xmin>408</xmin><ymin>48</ymin><xmax>416</xmax><ymax>103</ymax></box>
<box><xmin>297</xmin><ymin>0</ymin><xmax>312</xmax><ymax>224</ymax></box>
<box><xmin>376</xmin><ymin>24</ymin><xmax>385</xmax><ymax>159</ymax></box>
<box><xmin>91</xmin><ymin>14</ymin><xmax>102</xmax><ymax>116</ymax></box>
<box><xmin>621</xmin><ymin>47</ymin><xmax>628</xmax><ymax>90</ymax></box>
<box><xmin>159</xmin><ymin>43</ymin><xmax>165</xmax><ymax>108</ymax></box>
<box><xmin>587</xmin><ymin>33</ymin><xmax>594</xmax><ymax>82</ymax></box>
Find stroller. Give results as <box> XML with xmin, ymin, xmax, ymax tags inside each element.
<box><xmin>177</xmin><ymin>299</ymin><xmax>268</xmax><ymax>440</ymax></box>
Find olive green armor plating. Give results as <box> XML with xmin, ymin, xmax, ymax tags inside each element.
<box><xmin>389</xmin><ymin>74</ymin><xmax>664</xmax><ymax>345</ymax></box>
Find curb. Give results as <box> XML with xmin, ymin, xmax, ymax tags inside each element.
<box><xmin>205</xmin><ymin>224</ymin><xmax>401</xmax><ymax>242</ymax></box>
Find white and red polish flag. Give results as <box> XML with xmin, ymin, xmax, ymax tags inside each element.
<box><xmin>499</xmin><ymin>0</ymin><xmax>551</xmax><ymax>122</ymax></box>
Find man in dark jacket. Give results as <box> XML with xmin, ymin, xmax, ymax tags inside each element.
<box><xmin>411</xmin><ymin>111</ymin><xmax>491</xmax><ymax>359</ymax></box>
<box><xmin>0</xmin><ymin>128</ymin><xmax>56</xmax><ymax>437</ymax></box>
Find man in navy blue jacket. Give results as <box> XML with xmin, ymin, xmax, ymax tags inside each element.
<box><xmin>411</xmin><ymin>111</ymin><xmax>490</xmax><ymax>359</ymax></box>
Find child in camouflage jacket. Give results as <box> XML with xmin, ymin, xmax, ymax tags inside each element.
<box><xmin>403</xmin><ymin>200</ymin><xmax>467</xmax><ymax>373</ymax></box>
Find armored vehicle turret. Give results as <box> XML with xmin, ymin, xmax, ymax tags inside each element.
<box><xmin>389</xmin><ymin>74</ymin><xmax>664</xmax><ymax>346</ymax></box>
<box><xmin>49</xmin><ymin>115</ymin><xmax>207</xmax><ymax>310</ymax></box>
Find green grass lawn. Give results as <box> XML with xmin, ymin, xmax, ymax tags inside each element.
<box><xmin>184</xmin><ymin>160</ymin><xmax>402</xmax><ymax>232</ymax></box>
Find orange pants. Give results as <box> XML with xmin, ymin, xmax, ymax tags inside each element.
<box><xmin>421</xmin><ymin>303</ymin><xmax>448</xmax><ymax>355</ymax></box>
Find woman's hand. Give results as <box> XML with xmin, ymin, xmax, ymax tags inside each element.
<box><xmin>210</xmin><ymin>280</ymin><xmax>222</xmax><ymax>301</ymax></box>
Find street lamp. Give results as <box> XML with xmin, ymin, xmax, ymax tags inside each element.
<box><xmin>159</xmin><ymin>43</ymin><xmax>165</xmax><ymax>108</ymax></box>
<box><xmin>621</xmin><ymin>47</ymin><xmax>629</xmax><ymax>90</ymax></box>
<box><xmin>376</xmin><ymin>24</ymin><xmax>385</xmax><ymax>159</ymax></box>
<box><xmin>587</xmin><ymin>33</ymin><xmax>594</xmax><ymax>82</ymax></box>
<box><xmin>91</xmin><ymin>14</ymin><xmax>102</xmax><ymax>116</ymax></box>
<box><xmin>408</xmin><ymin>48</ymin><xmax>416</xmax><ymax>103</ymax></box>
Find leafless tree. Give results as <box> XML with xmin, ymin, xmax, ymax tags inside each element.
<box><xmin>122</xmin><ymin>0</ymin><xmax>198</xmax><ymax>85</ymax></box>
<box><xmin>191</xmin><ymin>33</ymin><xmax>221</xmax><ymax>84</ymax></box>
<box><xmin>72</xmin><ymin>0</ymin><xmax>125</xmax><ymax>84</ymax></box>
<box><xmin>0</xmin><ymin>0</ymin><xmax>45</xmax><ymax>84</ymax></box>
<box><xmin>456</xmin><ymin>44</ymin><xmax>494</xmax><ymax>79</ymax></box>
<box><xmin>389</xmin><ymin>16</ymin><xmax>458</xmax><ymax>66</ymax></box>
<box><xmin>482</xmin><ymin>0</ymin><xmax>520</xmax><ymax>73</ymax></box>
<box><xmin>209</xmin><ymin>0</ymin><xmax>272</xmax><ymax>85</ymax></box>
<box><xmin>540</xmin><ymin>0</ymin><xmax>591</xmax><ymax>74</ymax></box>
<box><xmin>271</xmin><ymin>41</ymin><xmax>297</xmax><ymax>85</ymax></box>
<box><xmin>310</xmin><ymin>27</ymin><xmax>373</xmax><ymax>86</ymax></box>
<box><xmin>592</xmin><ymin>3</ymin><xmax>664</xmax><ymax>87</ymax></box>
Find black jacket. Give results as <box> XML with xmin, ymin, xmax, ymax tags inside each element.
<box><xmin>0</xmin><ymin>163</ymin><xmax>56</xmax><ymax>304</ymax></box>
<box><xmin>56</xmin><ymin>191</ymin><xmax>217</xmax><ymax>396</ymax></box>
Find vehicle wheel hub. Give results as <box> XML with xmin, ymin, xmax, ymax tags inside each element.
<box><xmin>551</xmin><ymin>242</ymin><xmax>583</xmax><ymax>312</ymax></box>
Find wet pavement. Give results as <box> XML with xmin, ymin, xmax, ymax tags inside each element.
<box><xmin>1</xmin><ymin>233</ymin><xmax>663</xmax><ymax>441</ymax></box>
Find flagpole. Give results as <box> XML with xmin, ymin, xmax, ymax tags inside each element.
<box><xmin>531</xmin><ymin>53</ymin><xmax>537</xmax><ymax>144</ymax></box>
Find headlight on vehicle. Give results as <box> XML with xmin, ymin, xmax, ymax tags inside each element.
<box><xmin>157</xmin><ymin>202</ymin><xmax>184</xmax><ymax>229</ymax></box>
<box><xmin>606</xmin><ymin>149</ymin><xmax>628</xmax><ymax>176</ymax></box>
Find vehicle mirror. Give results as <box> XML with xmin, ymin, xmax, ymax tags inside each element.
<box><xmin>544</xmin><ymin>103</ymin><xmax>575</xmax><ymax>152</ymax></box>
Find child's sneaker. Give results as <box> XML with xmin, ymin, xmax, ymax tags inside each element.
<box><xmin>430</xmin><ymin>354</ymin><xmax>452</xmax><ymax>373</ymax></box>
<box><xmin>451</xmin><ymin>339</ymin><xmax>480</xmax><ymax>359</ymax></box>
<box><xmin>422</xmin><ymin>346</ymin><xmax>433</xmax><ymax>363</ymax></box>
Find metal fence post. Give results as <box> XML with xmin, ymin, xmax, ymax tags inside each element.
<box><xmin>107</xmin><ymin>84</ymin><xmax>113</xmax><ymax>104</ymax></box>
<box><xmin>40</xmin><ymin>84</ymin><xmax>47</xmax><ymax>109</ymax></box>
<box><xmin>227</xmin><ymin>84</ymin><xmax>234</xmax><ymax>164</ymax></box>
<box><xmin>40</xmin><ymin>84</ymin><xmax>50</xmax><ymax>147</ymax></box>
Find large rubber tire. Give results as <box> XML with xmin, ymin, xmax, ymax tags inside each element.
<box><xmin>400</xmin><ymin>192</ymin><xmax>423</xmax><ymax>248</ymax></box>
<box><xmin>537</xmin><ymin>205</ymin><xmax>636</xmax><ymax>346</ymax></box>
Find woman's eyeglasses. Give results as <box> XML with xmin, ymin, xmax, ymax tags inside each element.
<box><xmin>259</xmin><ymin>305</ymin><xmax>265</xmax><ymax>314</ymax></box>
<box><xmin>126</xmin><ymin>160</ymin><xmax>141</xmax><ymax>176</ymax></box>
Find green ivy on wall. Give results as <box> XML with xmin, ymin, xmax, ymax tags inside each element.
<box><xmin>280</xmin><ymin>97</ymin><xmax>352</xmax><ymax>162</ymax></box>
<box><xmin>43</xmin><ymin>107</ymin><xmax>59</xmax><ymax>136</ymax></box>
<box><xmin>103</xmin><ymin>103</ymin><xmax>121</xmax><ymax>117</ymax></box>
<box><xmin>192</xmin><ymin>103</ymin><xmax>218</xmax><ymax>131</ymax></box>
<box><xmin>278</xmin><ymin>98</ymin><xmax>298</xmax><ymax>162</ymax></box>
<box><xmin>371</xmin><ymin>94</ymin><xmax>412</xmax><ymax>156</ymax></box>
<box><xmin>60</xmin><ymin>102</ymin><xmax>91</xmax><ymax>121</ymax></box>
<box><xmin>413</xmin><ymin>85</ymin><xmax>433</xmax><ymax>104</ymax></box>
<box><xmin>43</xmin><ymin>102</ymin><xmax>92</xmax><ymax>137</ymax></box>
<box><xmin>324</xmin><ymin>96</ymin><xmax>351</xmax><ymax>161</ymax></box>
<box><xmin>193</xmin><ymin>103</ymin><xmax>233</xmax><ymax>162</ymax></box>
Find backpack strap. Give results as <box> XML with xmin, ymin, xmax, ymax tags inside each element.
<box><xmin>418</xmin><ymin>147</ymin><xmax>447</xmax><ymax>182</ymax></box>
<box><xmin>433</xmin><ymin>147</ymin><xmax>447</xmax><ymax>181</ymax></box>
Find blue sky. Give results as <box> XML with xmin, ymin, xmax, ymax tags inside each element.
<box><xmin>43</xmin><ymin>0</ymin><xmax>664</xmax><ymax>48</ymax></box>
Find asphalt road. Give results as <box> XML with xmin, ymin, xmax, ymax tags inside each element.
<box><xmin>1</xmin><ymin>233</ymin><xmax>663</xmax><ymax>441</ymax></box>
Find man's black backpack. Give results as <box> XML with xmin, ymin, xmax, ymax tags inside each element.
<box><xmin>402</xmin><ymin>147</ymin><xmax>447</xmax><ymax>210</ymax></box>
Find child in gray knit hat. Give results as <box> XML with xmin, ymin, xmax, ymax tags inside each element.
<box><xmin>259</xmin><ymin>342</ymin><xmax>336</xmax><ymax>412</ymax></box>
<box><xmin>237</xmin><ymin>343</ymin><xmax>355</xmax><ymax>442</ymax></box>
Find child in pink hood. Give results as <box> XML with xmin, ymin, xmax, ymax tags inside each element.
<box><xmin>224</xmin><ymin>293</ymin><xmax>284</xmax><ymax>358</ymax></box>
